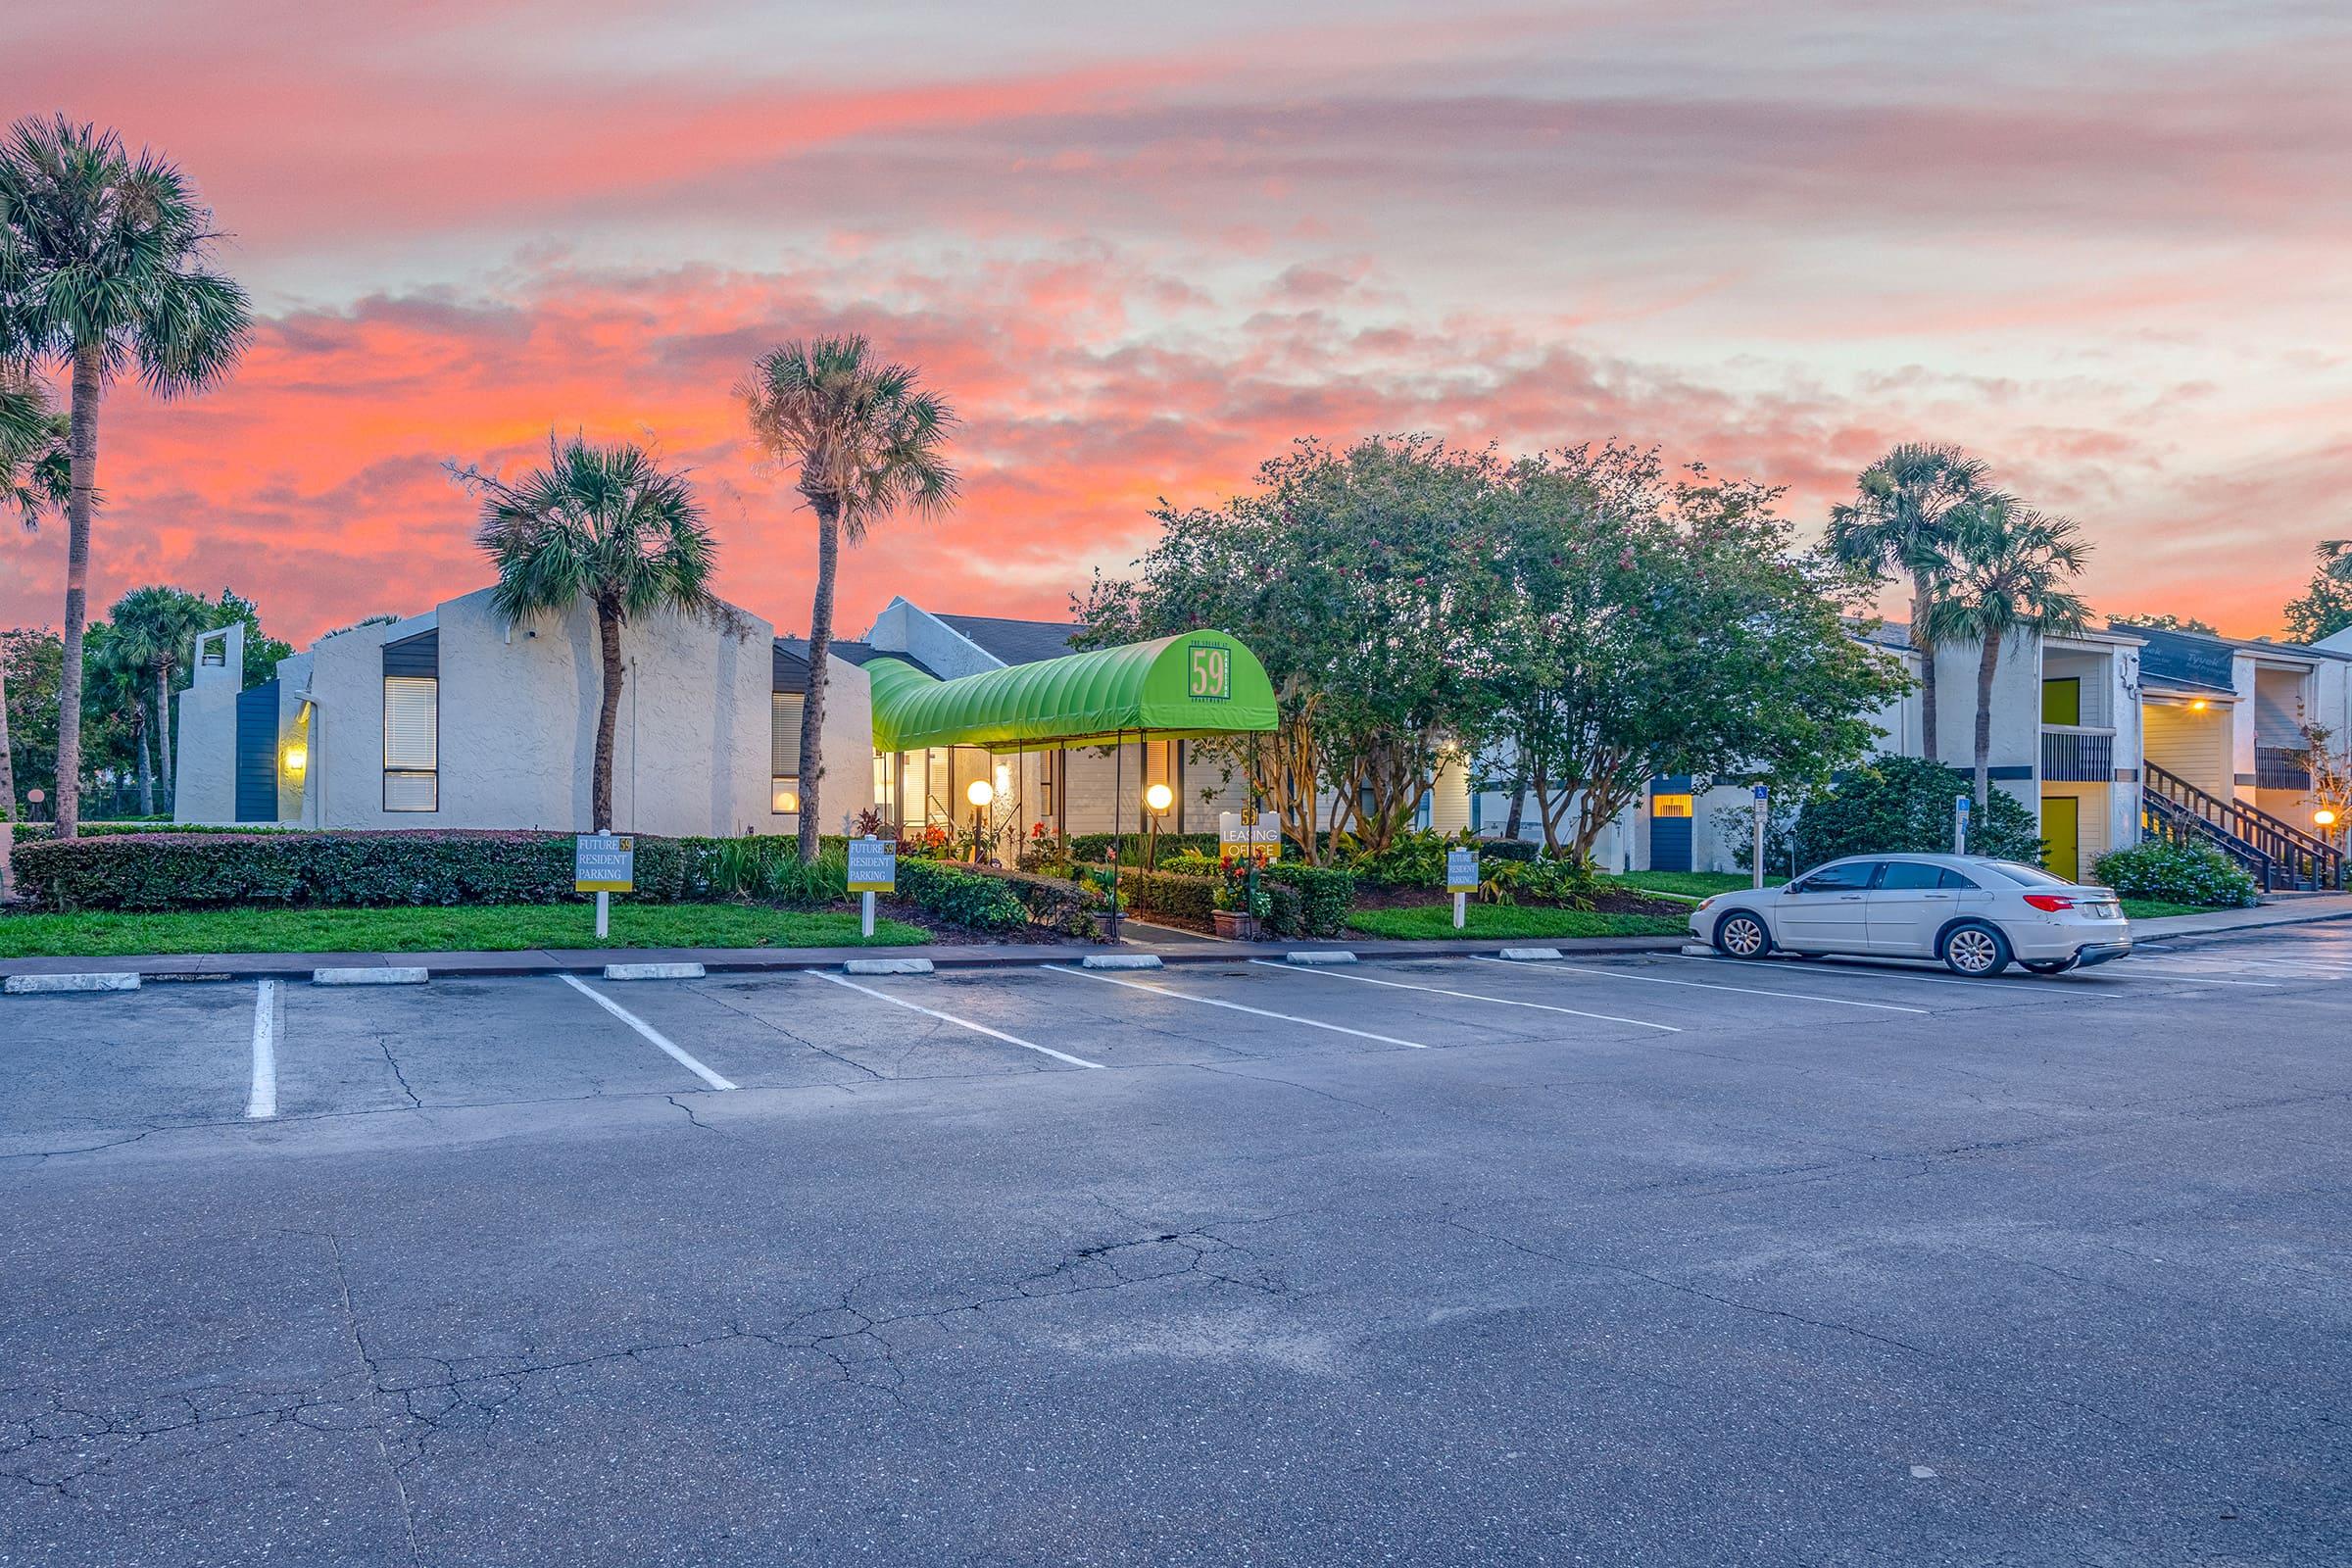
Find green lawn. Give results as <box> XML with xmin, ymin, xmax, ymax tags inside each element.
<box><xmin>2119</xmin><ymin>898</ymin><xmax>2231</xmax><ymax>920</ymax></box>
<box><xmin>1602</xmin><ymin>870</ymin><xmax>1783</xmax><ymax>901</ymax></box>
<box><xmin>0</xmin><ymin>904</ymin><xmax>927</xmax><ymax>958</ymax></box>
<box><xmin>1346</xmin><ymin>903</ymin><xmax>1688</xmax><ymax>941</ymax></box>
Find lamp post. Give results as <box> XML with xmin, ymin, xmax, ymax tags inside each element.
<box><xmin>1144</xmin><ymin>781</ymin><xmax>1173</xmax><ymax>870</ymax></box>
<box><xmin>966</xmin><ymin>778</ymin><xmax>994</xmax><ymax>863</ymax></box>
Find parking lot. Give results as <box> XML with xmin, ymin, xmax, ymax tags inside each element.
<box><xmin>4</xmin><ymin>928</ymin><xmax>2349</xmax><ymax>1566</ymax></box>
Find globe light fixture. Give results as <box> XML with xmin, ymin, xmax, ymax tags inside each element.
<box><xmin>2318</xmin><ymin>807</ymin><xmax>2340</xmax><ymax>829</ymax></box>
<box><xmin>1144</xmin><ymin>782</ymin><xmax>1174</xmax><ymax>814</ymax></box>
<box><xmin>966</xmin><ymin>779</ymin><xmax>995</xmax><ymax>808</ymax></box>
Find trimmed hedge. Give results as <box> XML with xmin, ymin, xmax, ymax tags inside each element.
<box><xmin>12</xmin><ymin>831</ymin><xmax>703</xmax><ymax>912</ymax></box>
<box><xmin>1113</xmin><ymin>867</ymin><xmax>1218</xmax><ymax>929</ymax></box>
<box><xmin>966</xmin><ymin>864</ymin><xmax>1103</xmax><ymax>938</ymax></box>
<box><xmin>893</xmin><ymin>858</ymin><xmax>1030</xmax><ymax>932</ymax></box>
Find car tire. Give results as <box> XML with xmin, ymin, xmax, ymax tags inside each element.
<box><xmin>1940</xmin><ymin>921</ymin><xmax>2013</xmax><ymax>977</ymax></box>
<box><xmin>2021</xmin><ymin>956</ymin><xmax>2080</xmax><ymax>975</ymax></box>
<box><xmin>1713</xmin><ymin>910</ymin><xmax>1772</xmax><ymax>960</ymax></box>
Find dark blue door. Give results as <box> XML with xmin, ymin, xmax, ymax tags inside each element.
<box><xmin>234</xmin><ymin>681</ymin><xmax>280</xmax><ymax>822</ymax></box>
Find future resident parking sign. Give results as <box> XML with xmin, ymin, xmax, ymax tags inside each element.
<box><xmin>574</xmin><ymin>834</ymin><xmax>635</xmax><ymax>893</ymax></box>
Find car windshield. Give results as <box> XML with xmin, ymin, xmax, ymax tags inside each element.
<box><xmin>1976</xmin><ymin>859</ymin><xmax>2073</xmax><ymax>888</ymax></box>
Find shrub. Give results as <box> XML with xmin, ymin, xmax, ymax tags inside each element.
<box><xmin>1068</xmin><ymin>831</ymin><xmax>1220</xmax><ymax>866</ymax></box>
<box><xmin>966</xmin><ymin>864</ymin><xmax>1103</xmax><ymax>938</ymax></box>
<box><xmin>1476</xmin><ymin>838</ymin><xmax>1541</xmax><ymax>863</ymax></box>
<box><xmin>11</xmin><ymin>830</ymin><xmax>704</xmax><ymax>912</ymax></box>
<box><xmin>2091</xmin><ymin>840</ymin><xmax>2259</xmax><ymax>908</ymax></box>
<box><xmin>1264</xmin><ymin>863</ymin><xmax>1353</xmax><ymax>936</ymax></box>
<box><xmin>894</xmin><ymin>858</ymin><xmax>1029</xmax><ymax>932</ymax></box>
<box><xmin>1480</xmin><ymin>857</ymin><xmax>1597</xmax><ymax>907</ymax></box>
<box><xmin>1791</xmin><ymin>757</ymin><xmax>2041</xmax><ymax>867</ymax></box>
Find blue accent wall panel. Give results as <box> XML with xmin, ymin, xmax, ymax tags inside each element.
<box><xmin>234</xmin><ymin>681</ymin><xmax>280</xmax><ymax>822</ymax></box>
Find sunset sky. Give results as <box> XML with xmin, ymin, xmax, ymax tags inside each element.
<box><xmin>5</xmin><ymin>0</ymin><xmax>2348</xmax><ymax>646</ymax></box>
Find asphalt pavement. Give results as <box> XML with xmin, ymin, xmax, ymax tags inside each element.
<box><xmin>3</xmin><ymin>928</ymin><xmax>2347</xmax><ymax>1566</ymax></box>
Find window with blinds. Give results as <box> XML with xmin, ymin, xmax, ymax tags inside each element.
<box><xmin>383</xmin><ymin>675</ymin><xmax>438</xmax><ymax>811</ymax></box>
<box><xmin>771</xmin><ymin>691</ymin><xmax>805</xmax><ymax>813</ymax></box>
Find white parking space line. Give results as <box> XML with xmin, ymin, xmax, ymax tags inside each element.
<box><xmin>2092</xmin><ymin>966</ymin><xmax>2282</xmax><ymax>988</ymax></box>
<box><xmin>558</xmin><ymin>974</ymin><xmax>739</xmax><ymax>1091</ymax></box>
<box><xmin>1249</xmin><ymin>958</ymin><xmax>1681</xmax><ymax>1033</ymax></box>
<box><xmin>1476</xmin><ymin>956</ymin><xmax>1930</xmax><ymax>1014</ymax></box>
<box><xmin>816</xmin><ymin>972</ymin><xmax>1105</xmax><ymax>1070</ymax></box>
<box><xmin>1042</xmin><ymin>964</ymin><xmax>1430</xmax><ymax>1049</ymax></box>
<box><xmin>245</xmin><ymin>979</ymin><xmax>277</xmax><ymax>1120</ymax></box>
<box><xmin>1679</xmin><ymin>952</ymin><xmax>2277</xmax><ymax>993</ymax></box>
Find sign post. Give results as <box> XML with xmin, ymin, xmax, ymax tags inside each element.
<box><xmin>574</xmin><ymin>833</ymin><xmax>636</xmax><ymax>941</ymax></box>
<box><xmin>1954</xmin><ymin>793</ymin><xmax>1972</xmax><ymax>857</ymax></box>
<box><xmin>845</xmin><ymin>836</ymin><xmax>898</xmax><ymax>940</ymax></box>
<box><xmin>1750</xmin><ymin>783</ymin><xmax>1769</xmax><ymax>890</ymax></box>
<box><xmin>1446</xmin><ymin>848</ymin><xmax>1480</xmax><ymax>931</ymax></box>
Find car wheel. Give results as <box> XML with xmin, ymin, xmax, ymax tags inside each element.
<box><xmin>1940</xmin><ymin>921</ymin><xmax>2013</xmax><ymax>977</ymax></box>
<box><xmin>1713</xmin><ymin>910</ymin><xmax>1772</xmax><ymax>960</ymax></box>
<box><xmin>2021</xmin><ymin>956</ymin><xmax>2079</xmax><ymax>975</ymax></box>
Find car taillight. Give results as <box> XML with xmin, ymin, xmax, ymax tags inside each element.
<box><xmin>2023</xmin><ymin>894</ymin><xmax>2077</xmax><ymax>912</ymax></box>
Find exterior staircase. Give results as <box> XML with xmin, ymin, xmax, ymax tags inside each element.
<box><xmin>2141</xmin><ymin>761</ymin><xmax>2344</xmax><ymax>892</ymax></box>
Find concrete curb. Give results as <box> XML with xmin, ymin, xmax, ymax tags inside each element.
<box><xmin>0</xmin><ymin>934</ymin><xmax>1684</xmax><ymax>984</ymax></box>
<box><xmin>313</xmin><ymin>966</ymin><xmax>428</xmax><ymax>986</ymax></box>
<box><xmin>602</xmin><ymin>962</ymin><xmax>705</xmax><ymax>981</ymax></box>
<box><xmin>846</xmin><ymin>957</ymin><xmax>934</xmax><ymax>975</ymax></box>
<box><xmin>1497</xmin><ymin>948</ymin><xmax>1565</xmax><ymax>961</ymax></box>
<box><xmin>1285</xmin><ymin>951</ymin><xmax>1357</xmax><ymax>965</ymax></box>
<box><xmin>4</xmin><ymin>971</ymin><xmax>140</xmax><ymax>995</ymax></box>
<box><xmin>1080</xmin><ymin>954</ymin><xmax>1163</xmax><ymax>969</ymax></box>
<box><xmin>2134</xmin><ymin>906</ymin><xmax>2352</xmax><ymax>944</ymax></box>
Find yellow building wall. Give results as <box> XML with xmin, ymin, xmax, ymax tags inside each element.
<box><xmin>2142</xmin><ymin>705</ymin><xmax>2230</xmax><ymax>795</ymax></box>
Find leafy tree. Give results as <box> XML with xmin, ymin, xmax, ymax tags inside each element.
<box><xmin>1489</xmin><ymin>446</ymin><xmax>1909</xmax><ymax>861</ymax></box>
<box><xmin>2282</xmin><ymin>541</ymin><xmax>2352</xmax><ymax>645</ymax></box>
<box><xmin>206</xmin><ymin>587</ymin><xmax>295</xmax><ymax>684</ymax></box>
<box><xmin>1794</xmin><ymin>756</ymin><xmax>2041</xmax><ymax>865</ymax></box>
<box><xmin>0</xmin><ymin>371</ymin><xmax>68</xmax><ymax>823</ymax></box>
<box><xmin>457</xmin><ymin>436</ymin><xmax>718</xmax><ymax>832</ymax></box>
<box><xmin>1077</xmin><ymin>435</ymin><xmax>1510</xmax><ymax>860</ymax></box>
<box><xmin>740</xmin><ymin>336</ymin><xmax>956</xmax><ymax>857</ymax></box>
<box><xmin>107</xmin><ymin>583</ymin><xmax>211</xmax><ymax>791</ymax></box>
<box><xmin>1</xmin><ymin>628</ymin><xmax>62</xmax><ymax>808</ymax></box>
<box><xmin>2116</xmin><ymin>612</ymin><xmax>2217</xmax><ymax>634</ymax></box>
<box><xmin>0</xmin><ymin>116</ymin><xmax>252</xmax><ymax>838</ymax></box>
<box><xmin>1924</xmin><ymin>497</ymin><xmax>2091</xmax><ymax>808</ymax></box>
<box><xmin>1827</xmin><ymin>443</ymin><xmax>1992</xmax><ymax>762</ymax></box>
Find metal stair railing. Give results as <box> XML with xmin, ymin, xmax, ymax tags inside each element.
<box><xmin>2142</xmin><ymin>761</ymin><xmax>2342</xmax><ymax>891</ymax></box>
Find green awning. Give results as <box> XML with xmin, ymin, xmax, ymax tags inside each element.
<box><xmin>866</xmin><ymin>632</ymin><xmax>1278</xmax><ymax>754</ymax></box>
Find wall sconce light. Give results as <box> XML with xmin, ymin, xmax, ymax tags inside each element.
<box><xmin>283</xmin><ymin>745</ymin><xmax>308</xmax><ymax>774</ymax></box>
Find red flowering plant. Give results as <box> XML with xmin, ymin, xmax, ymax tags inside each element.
<box><xmin>1214</xmin><ymin>852</ymin><xmax>1273</xmax><ymax>917</ymax></box>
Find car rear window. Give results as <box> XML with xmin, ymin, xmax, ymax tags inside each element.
<box><xmin>1978</xmin><ymin>859</ymin><xmax>2071</xmax><ymax>887</ymax></box>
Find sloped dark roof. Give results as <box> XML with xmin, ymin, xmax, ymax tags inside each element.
<box><xmin>932</xmin><ymin>612</ymin><xmax>1087</xmax><ymax>667</ymax></box>
<box><xmin>2112</xmin><ymin>621</ymin><xmax>2352</xmax><ymax>667</ymax></box>
<box><xmin>773</xmin><ymin>637</ymin><xmax>940</xmax><ymax>694</ymax></box>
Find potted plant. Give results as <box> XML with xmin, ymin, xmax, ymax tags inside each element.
<box><xmin>1212</xmin><ymin>855</ymin><xmax>1272</xmax><ymax>940</ymax></box>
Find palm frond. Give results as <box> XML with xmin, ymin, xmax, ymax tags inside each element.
<box><xmin>738</xmin><ymin>333</ymin><xmax>959</xmax><ymax>544</ymax></box>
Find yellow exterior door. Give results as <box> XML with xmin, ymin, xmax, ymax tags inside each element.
<box><xmin>2041</xmin><ymin>794</ymin><xmax>2080</xmax><ymax>882</ymax></box>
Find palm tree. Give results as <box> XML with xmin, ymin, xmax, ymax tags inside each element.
<box><xmin>1828</xmin><ymin>443</ymin><xmax>1994</xmax><ymax>761</ymax></box>
<box><xmin>82</xmin><ymin>621</ymin><xmax>155</xmax><ymax>814</ymax></box>
<box><xmin>108</xmin><ymin>584</ymin><xmax>210</xmax><ymax>798</ymax></box>
<box><xmin>0</xmin><ymin>116</ymin><xmax>251</xmax><ymax>839</ymax></box>
<box><xmin>739</xmin><ymin>336</ymin><xmax>956</xmax><ymax>858</ymax></box>
<box><xmin>457</xmin><ymin>437</ymin><xmax>718</xmax><ymax>832</ymax></box>
<box><xmin>0</xmin><ymin>370</ymin><xmax>69</xmax><ymax>827</ymax></box>
<box><xmin>1924</xmin><ymin>497</ymin><xmax>2091</xmax><ymax>809</ymax></box>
